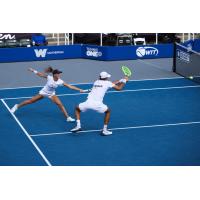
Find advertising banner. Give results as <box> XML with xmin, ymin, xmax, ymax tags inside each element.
<box><xmin>0</xmin><ymin>45</ymin><xmax>82</xmax><ymax>62</ymax></box>
<box><xmin>0</xmin><ymin>44</ymin><xmax>173</xmax><ymax>63</ymax></box>
<box><xmin>105</xmin><ymin>44</ymin><xmax>173</xmax><ymax>60</ymax></box>
<box><xmin>0</xmin><ymin>33</ymin><xmax>32</xmax><ymax>41</ymax></box>
<box><xmin>81</xmin><ymin>45</ymin><xmax>106</xmax><ymax>60</ymax></box>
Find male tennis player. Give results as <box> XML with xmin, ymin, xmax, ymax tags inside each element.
<box><xmin>11</xmin><ymin>67</ymin><xmax>84</xmax><ymax>122</ymax></box>
<box><xmin>71</xmin><ymin>71</ymin><xmax>128</xmax><ymax>136</ymax></box>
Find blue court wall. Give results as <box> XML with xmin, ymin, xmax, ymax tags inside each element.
<box><xmin>0</xmin><ymin>45</ymin><xmax>82</xmax><ymax>62</ymax></box>
<box><xmin>182</xmin><ymin>39</ymin><xmax>200</xmax><ymax>52</ymax></box>
<box><xmin>82</xmin><ymin>44</ymin><xmax>173</xmax><ymax>61</ymax></box>
<box><xmin>0</xmin><ymin>43</ymin><xmax>173</xmax><ymax>63</ymax></box>
<box><xmin>193</xmin><ymin>39</ymin><xmax>200</xmax><ymax>52</ymax></box>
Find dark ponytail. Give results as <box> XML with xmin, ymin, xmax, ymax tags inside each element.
<box><xmin>44</xmin><ymin>66</ymin><xmax>53</xmax><ymax>73</ymax></box>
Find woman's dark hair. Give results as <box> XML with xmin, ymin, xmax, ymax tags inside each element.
<box><xmin>44</xmin><ymin>66</ymin><xmax>53</xmax><ymax>73</ymax></box>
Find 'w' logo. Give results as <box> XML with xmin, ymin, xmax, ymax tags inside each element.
<box><xmin>34</xmin><ymin>49</ymin><xmax>47</xmax><ymax>57</ymax></box>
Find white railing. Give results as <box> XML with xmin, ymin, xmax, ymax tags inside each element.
<box><xmin>181</xmin><ymin>33</ymin><xmax>196</xmax><ymax>43</ymax></box>
<box><xmin>51</xmin><ymin>33</ymin><xmax>72</xmax><ymax>45</ymax></box>
<box><xmin>100</xmin><ymin>33</ymin><xmax>103</xmax><ymax>46</ymax></box>
<box><xmin>48</xmin><ymin>33</ymin><xmax>199</xmax><ymax>46</ymax></box>
<box><xmin>57</xmin><ymin>33</ymin><xmax>59</xmax><ymax>45</ymax></box>
<box><xmin>156</xmin><ymin>33</ymin><xmax>158</xmax><ymax>44</ymax></box>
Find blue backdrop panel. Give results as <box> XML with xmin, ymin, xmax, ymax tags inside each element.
<box><xmin>182</xmin><ymin>39</ymin><xmax>200</xmax><ymax>52</ymax></box>
<box><xmin>0</xmin><ymin>44</ymin><xmax>173</xmax><ymax>63</ymax></box>
<box><xmin>106</xmin><ymin>44</ymin><xmax>173</xmax><ymax>60</ymax></box>
<box><xmin>0</xmin><ymin>45</ymin><xmax>82</xmax><ymax>62</ymax></box>
<box><xmin>82</xmin><ymin>44</ymin><xmax>173</xmax><ymax>61</ymax></box>
<box><xmin>193</xmin><ymin>39</ymin><xmax>200</xmax><ymax>52</ymax></box>
<box><xmin>81</xmin><ymin>45</ymin><xmax>106</xmax><ymax>60</ymax></box>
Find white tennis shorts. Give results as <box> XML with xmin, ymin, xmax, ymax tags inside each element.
<box><xmin>39</xmin><ymin>89</ymin><xmax>55</xmax><ymax>98</ymax></box>
<box><xmin>79</xmin><ymin>100</ymin><xmax>108</xmax><ymax>113</ymax></box>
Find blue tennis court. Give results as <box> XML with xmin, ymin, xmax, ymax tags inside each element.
<box><xmin>1</xmin><ymin>77</ymin><xmax>200</xmax><ymax>166</ymax></box>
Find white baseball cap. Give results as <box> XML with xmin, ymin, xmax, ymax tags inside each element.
<box><xmin>100</xmin><ymin>71</ymin><xmax>111</xmax><ymax>79</ymax></box>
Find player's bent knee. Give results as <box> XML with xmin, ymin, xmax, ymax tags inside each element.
<box><xmin>105</xmin><ymin>108</ymin><xmax>111</xmax><ymax>113</ymax></box>
<box><xmin>76</xmin><ymin>106</ymin><xmax>81</xmax><ymax>112</ymax></box>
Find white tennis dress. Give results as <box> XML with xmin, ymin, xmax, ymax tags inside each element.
<box><xmin>39</xmin><ymin>75</ymin><xmax>64</xmax><ymax>98</ymax></box>
<box><xmin>79</xmin><ymin>80</ymin><xmax>115</xmax><ymax>113</ymax></box>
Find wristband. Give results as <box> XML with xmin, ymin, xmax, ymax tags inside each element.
<box><xmin>82</xmin><ymin>89</ymin><xmax>92</xmax><ymax>92</ymax></box>
<box><xmin>119</xmin><ymin>79</ymin><xmax>127</xmax><ymax>84</ymax></box>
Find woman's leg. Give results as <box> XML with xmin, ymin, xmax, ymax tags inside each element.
<box><xmin>51</xmin><ymin>95</ymin><xmax>70</xmax><ymax>119</ymax></box>
<box><xmin>11</xmin><ymin>94</ymin><xmax>44</xmax><ymax>113</ymax></box>
<box><xmin>18</xmin><ymin>94</ymin><xmax>44</xmax><ymax>108</ymax></box>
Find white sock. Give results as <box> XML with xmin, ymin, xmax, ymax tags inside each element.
<box><xmin>103</xmin><ymin>124</ymin><xmax>108</xmax><ymax>130</ymax></box>
<box><xmin>77</xmin><ymin>120</ymin><xmax>81</xmax><ymax>128</ymax></box>
<box><xmin>14</xmin><ymin>104</ymin><xmax>19</xmax><ymax>110</ymax></box>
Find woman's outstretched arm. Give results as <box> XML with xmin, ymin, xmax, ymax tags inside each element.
<box><xmin>29</xmin><ymin>68</ymin><xmax>48</xmax><ymax>78</ymax></box>
<box><xmin>63</xmin><ymin>82</ymin><xmax>84</xmax><ymax>92</ymax></box>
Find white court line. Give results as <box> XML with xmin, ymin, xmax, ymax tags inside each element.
<box><xmin>30</xmin><ymin>121</ymin><xmax>200</xmax><ymax>137</ymax></box>
<box><xmin>1</xmin><ymin>99</ymin><xmax>52</xmax><ymax>166</ymax></box>
<box><xmin>0</xmin><ymin>76</ymin><xmax>183</xmax><ymax>91</ymax></box>
<box><xmin>3</xmin><ymin>85</ymin><xmax>200</xmax><ymax>100</ymax></box>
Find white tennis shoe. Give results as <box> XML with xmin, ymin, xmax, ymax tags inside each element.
<box><xmin>67</xmin><ymin>116</ymin><xmax>75</xmax><ymax>122</ymax></box>
<box><xmin>11</xmin><ymin>104</ymin><xmax>18</xmax><ymax>114</ymax></box>
<box><xmin>71</xmin><ymin>126</ymin><xmax>82</xmax><ymax>132</ymax></box>
<box><xmin>102</xmin><ymin>129</ymin><xmax>112</xmax><ymax>136</ymax></box>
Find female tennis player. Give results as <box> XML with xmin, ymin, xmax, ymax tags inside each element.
<box><xmin>11</xmin><ymin>67</ymin><xmax>84</xmax><ymax>122</ymax></box>
<box><xmin>71</xmin><ymin>71</ymin><xmax>128</xmax><ymax>135</ymax></box>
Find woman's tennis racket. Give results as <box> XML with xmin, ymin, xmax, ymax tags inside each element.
<box><xmin>121</xmin><ymin>65</ymin><xmax>132</xmax><ymax>77</ymax></box>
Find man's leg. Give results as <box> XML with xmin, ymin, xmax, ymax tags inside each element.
<box><xmin>71</xmin><ymin>106</ymin><xmax>82</xmax><ymax>132</ymax></box>
<box><xmin>104</xmin><ymin>108</ymin><xmax>111</xmax><ymax>125</ymax></box>
<box><xmin>102</xmin><ymin>108</ymin><xmax>112</xmax><ymax>135</ymax></box>
<box><xmin>75</xmin><ymin>106</ymin><xmax>81</xmax><ymax>128</ymax></box>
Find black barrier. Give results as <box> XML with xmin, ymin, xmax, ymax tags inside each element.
<box><xmin>174</xmin><ymin>43</ymin><xmax>200</xmax><ymax>84</ymax></box>
<box><xmin>0</xmin><ymin>33</ymin><xmax>33</xmax><ymax>41</ymax></box>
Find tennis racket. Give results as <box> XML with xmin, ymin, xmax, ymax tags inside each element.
<box><xmin>121</xmin><ymin>65</ymin><xmax>132</xmax><ymax>77</ymax></box>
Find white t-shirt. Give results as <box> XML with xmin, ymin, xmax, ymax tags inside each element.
<box><xmin>87</xmin><ymin>80</ymin><xmax>115</xmax><ymax>102</ymax></box>
<box><xmin>41</xmin><ymin>75</ymin><xmax>64</xmax><ymax>95</ymax></box>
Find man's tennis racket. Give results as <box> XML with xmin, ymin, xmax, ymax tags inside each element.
<box><xmin>121</xmin><ymin>65</ymin><xmax>132</xmax><ymax>77</ymax></box>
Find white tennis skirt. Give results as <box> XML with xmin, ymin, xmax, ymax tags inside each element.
<box><xmin>39</xmin><ymin>89</ymin><xmax>55</xmax><ymax>98</ymax></box>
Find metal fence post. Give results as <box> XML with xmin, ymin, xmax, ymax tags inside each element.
<box><xmin>156</xmin><ymin>33</ymin><xmax>158</xmax><ymax>44</ymax></box>
<box><xmin>72</xmin><ymin>33</ymin><xmax>74</xmax><ymax>45</ymax></box>
<box><xmin>100</xmin><ymin>33</ymin><xmax>103</xmax><ymax>46</ymax></box>
<box><xmin>57</xmin><ymin>33</ymin><xmax>60</xmax><ymax>45</ymax></box>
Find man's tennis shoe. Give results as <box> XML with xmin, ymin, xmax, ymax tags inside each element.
<box><xmin>11</xmin><ymin>104</ymin><xmax>18</xmax><ymax>113</ymax></box>
<box><xmin>102</xmin><ymin>129</ymin><xmax>112</xmax><ymax>136</ymax></box>
<box><xmin>71</xmin><ymin>126</ymin><xmax>82</xmax><ymax>133</ymax></box>
<box><xmin>67</xmin><ymin>116</ymin><xmax>75</xmax><ymax>122</ymax></box>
